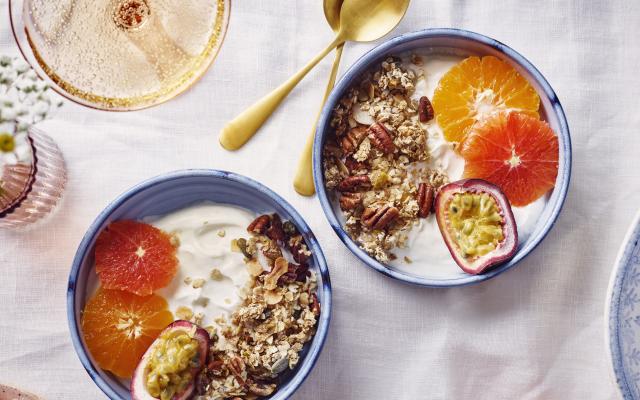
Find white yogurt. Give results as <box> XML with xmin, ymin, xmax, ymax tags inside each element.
<box><xmin>365</xmin><ymin>54</ymin><xmax>549</xmax><ymax>276</ymax></box>
<box><xmin>148</xmin><ymin>203</ymin><xmax>255</xmax><ymax>328</ymax></box>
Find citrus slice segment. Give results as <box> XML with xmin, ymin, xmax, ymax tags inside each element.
<box><xmin>432</xmin><ymin>55</ymin><xmax>540</xmax><ymax>143</ymax></box>
<box><xmin>82</xmin><ymin>288</ymin><xmax>174</xmax><ymax>378</ymax></box>
<box><xmin>95</xmin><ymin>220</ymin><xmax>178</xmax><ymax>296</ymax></box>
<box><xmin>460</xmin><ymin>112</ymin><xmax>559</xmax><ymax>207</ymax></box>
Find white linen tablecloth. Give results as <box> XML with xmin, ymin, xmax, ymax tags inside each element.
<box><xmin>1</xmin><ymin>0</ymin><xmax>638</xmax><ymax>398</ymax></box>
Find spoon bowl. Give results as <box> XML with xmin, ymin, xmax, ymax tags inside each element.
<box><xmin>337</xmin><ymin>0</ymin><xmax>410</xmax><ymax>42</ymax></box>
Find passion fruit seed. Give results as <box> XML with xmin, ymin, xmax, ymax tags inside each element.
<box><xmin>145</xmin><ymin>328</ymin><xmax>199</xmax><ymax>400</ymax></box>
<box><xmin>447</xmin><ymin>192</ymin><xmax>504</xmax><ymax>259</ymax></box>
<box><xmin>0</xmin><ymin>133</ymin><xmax>15</xmax><ymax>152</ymax></box>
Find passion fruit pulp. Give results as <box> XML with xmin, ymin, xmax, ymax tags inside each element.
<box><xmin>131</xmin><ymin>320</ymin><xmax>209</xmax><ymax>400</ymax></box>
<box><xmin>435</xmin><ymin>179</ymin><xmax>518</xmax><ymax>275</ymax></box>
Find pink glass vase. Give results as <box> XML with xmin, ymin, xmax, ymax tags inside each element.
<box><xmin>0</xmin><ymin>127</ymin><xmax>66</xmax><ymax>228</ymax></box>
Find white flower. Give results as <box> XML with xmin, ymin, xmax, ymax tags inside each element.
<box><xmin>0</xmin><ymin>126</ymin><xmax>32</xmax><ymax>169</ymax></box>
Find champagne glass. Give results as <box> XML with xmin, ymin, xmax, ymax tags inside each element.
<box><xmin>9</xmin><ymin>0</ymin><xmax>230</xmax><ymax>111</ymax></box>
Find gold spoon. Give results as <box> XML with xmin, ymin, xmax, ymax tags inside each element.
<box><xmin>292</xmin><ymin>0</ymin><xmax>343</xmax><ymax>196</ymax></box>
<box><xmin>218</xmin><ymin>0</ymin><xmax>410</xmax><ymax>151</ymax></box>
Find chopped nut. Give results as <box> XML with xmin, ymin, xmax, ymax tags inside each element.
<box><xmin>176</xmin><ymin>306</ymin><xmax>193</xmax><ymax>320</ymax></box>
<box><xmin>265</xmin><ymin>257</ymin><xmax>289</xmax><ymax>290</ymax></box>
<box><xmin>247</xmin><ymin>214</ymin><xmax>271</xmax><ymax>234</ymax></box>
<box><xmin>194</xmin><ymin>297</ymin><xmax>210</xmax><ymax>307</ymax></box>
<box><xmin>169</xmin><ymin>234</ymin><xmax>180</xmax><ymax>247</ymax></box>
<box><xmin>211</xmin><ymin>268</ymin><xmax>224</xmax><ymax>281</ymax></box>
<box><xmin>183</xmin><ymin>276</ymin><xmax>192</xmax><ymax>285</ymax></box>
<box><xmin>217</xmin><ymin>229</ymin><xmax>226</xmax><ymax>237</ymax></box>
<box><xmin>192</xmin><ymin>278</ymin><xmax>206</xmax><ymax>289</ymax></box>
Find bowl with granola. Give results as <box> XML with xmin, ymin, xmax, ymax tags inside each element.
<box><xmin>67</xmin><ymin>170</ymin><xmax>331</xmax><ymax>399</ymax></box>
<box><xmin>314</xmin><ymin>28</ymin><xmax>571</xmax><ymax>287</ymax></box>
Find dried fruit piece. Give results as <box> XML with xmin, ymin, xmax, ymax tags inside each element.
<box><xmin>82</xmin><ymin>288</ymin><xmax>174</xmax><ymax>378</ymax></box>
<box><xmin>266</xmin><ymin>213</ymin><xmax>285</xmax><ymax>243</ymax></box>
<box><xmin>418</xmin><ymin>96</ymin><xmax>434</xmax><ymax>123</ymax></box>
<box><xmin>432</xmin><ymin>55</ymin><xmax>540</xmax><ymax>143</ymax></box>
<box><xmin>95</xmin><ymin>220</ymin><xmax>178</xmax><ymax>296</ymax></box>
<box><xmin>460</xmin><ymin>112</ymin><xmax>559</xmax><ymax>207</ymax></box>
<box><xmin>435</xmin><ymin>179</ymin><xmax>518</xmax><ymax>274</ymax></box>
<box><xmin>131</xmin><ymin>320</ymin><xmax>210</xmax><ymax>400</ymax></box>
<box><xmin>417</xmin><ymin>183</ymin><xmax>435</xmax><ymax>218</ymax></box>
<box><xmin>362</xmin><ymin>206</ymin><xmax>400</xmax><ymax>231</ymax></box>
<box><xmin>368</xmin><ymin>122</ymin><xmax>396</xmax><ymax>154</ymax></box>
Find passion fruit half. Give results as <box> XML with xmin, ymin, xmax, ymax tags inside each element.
<box><xmin>435</xmin><ymin>179</ymin><xmax>518</xmax><ymax>275</ymax></box>
<box><xmin>131</xmin><ymin>320</ymin><xmax>209</xmax><ymax>400</ymax></box>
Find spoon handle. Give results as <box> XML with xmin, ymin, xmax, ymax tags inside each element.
<box><xmin>219</xmin><ymin>36</ymin><xmax>343</xmax><ymax>151</ymax></box>
<box><xmin>293</xmin><ymin>43</ymin><xmax>344</xmax><ymax>196</ymax></box>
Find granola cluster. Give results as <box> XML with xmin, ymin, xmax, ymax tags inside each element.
<box><xmin>323</xmin><ymin>56</ymin><xmax>449</xmax><ymax>263</ymax></box>
<box><xmin>195</xmin><ymin>214</ymin><xmax>320</xmax><ymax>400</ymax></box>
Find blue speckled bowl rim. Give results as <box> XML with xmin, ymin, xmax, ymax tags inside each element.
<box><xmin>67</xmin><ymin>169</ymin><xmax>332</xmax><ymax>400</ymax></box>
<box><xmin>313</xmin><ymin>28</ymin><xmax>572</xmax><ymax>287</ymax></box>
<box><xmin>606</xmin><ymin>209</ymin><xmax>640</xmax><ymax>399</ymax></box>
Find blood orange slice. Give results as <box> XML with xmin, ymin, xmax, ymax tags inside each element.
<box><xmin>95</xmin><ymin>220</ymin><xmax>178</xmax><ymax>296</ymax></box>
<box><xmin>460</xmin><ymin>112</ymin><xmax>559</xmax><ymax>207</ymax></box>
<box><xmin>432</xmin><ymin>55</ymin><xmax>540</xmax><ymax>144</ymax></box>
<box><xmin>82</xmin><ymin>288</ymin><xmax>174</xmax><ymax>378</ymax></box>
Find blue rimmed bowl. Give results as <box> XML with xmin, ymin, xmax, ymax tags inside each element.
<box><xmin>67</xmin><ymin>169</ymin><xmax>332</xmax><ymax>400</ymax></box>
<box><xmin>313</xmin><ymin>28</ymin><xmax>571</xmax><ymax>287</ymax></box>
<box><xmin>606</xmin><ymin>209</ymin><xmax>640</xmax><ymax>399</ymax></box>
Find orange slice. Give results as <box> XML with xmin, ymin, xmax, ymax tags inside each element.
<box><xmin>432</xmin><ymin>55</ymin><xmax>540</xmax><ymax>143</ymax></box>
<box><xmin>82</xmin><ymin>288</ymin><xmax>174</xmax><ymax>378</ymax></box>
<box><xmin>95</xmin><ymin>220</ymin><xmax>178</xmax><ymax>296</ymax></box>
<box><xmin>460</xmin><ymin>112</ymin><xmax>559</xmax><ymax>207</ymax></box>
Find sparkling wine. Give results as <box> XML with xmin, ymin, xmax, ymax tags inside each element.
<box><xmin>11</xmin><ymin>0</ymin><xmax>230</xmax><ymax>110</ymax></box>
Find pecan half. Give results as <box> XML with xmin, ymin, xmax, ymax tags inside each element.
<box><xmin>340</xmin><ymin>125</ymin><xmax>368</xmax><ymax>155</ymax></box>
<box><xmin>266</xmin><ymin>213</ymin><xmax>285</xmax><ymax>243</ymax></box>
<box><xmin>228</xmin><ymin>356</ymin><xmax>246</xmax><ymax>385</ymax></box>
<box><xmin>417</xmin><ymin>182</ymin><xmax>435</xmax><ymax>218</ymax></box>
<box><xmin>337</xmin><ymin>175</ymin><xmax>371</xmax><ymax>192</ymax></box>
<box><xmin>362</xmin><ymin>206</ymin><xmax>400</xmax><ymax>230</ymax></box>
<box><xmin>247</xmin><ymin>214</ymin><xmax>270</xmax><ymax>234</ymax></box>
<box><xmin>368</xmin><ymin>122</ymin><xmax>396</xmax><ymax>154</ymax></box>
<box><xmin>418</xmin><ymin>96</ymin><xmax>434</xmax><ymax>123</ymax></box>
<box><xmin>339</xmin><ymin>192</ymin><xmax>363</xmax><ymax>211</ymax></box>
